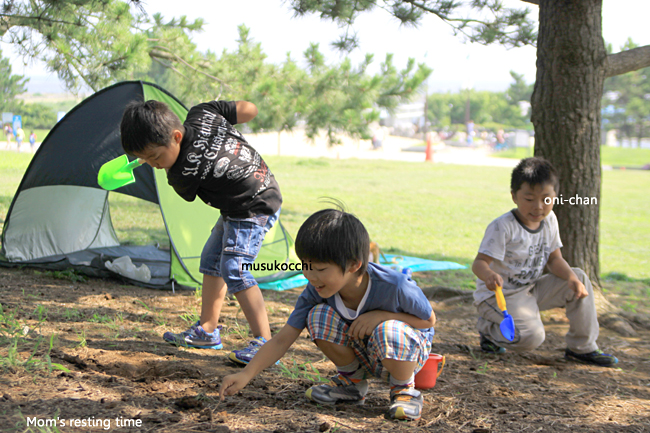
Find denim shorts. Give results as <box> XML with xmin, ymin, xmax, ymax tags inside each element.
<box><xmin>199</xmin><ymin>208</ymin><xmax>280</xmax><ymax>294</ymax></box>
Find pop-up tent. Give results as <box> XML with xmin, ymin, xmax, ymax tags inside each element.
<box><xmin>0</xmin><ymin>81</ymin><xmax>299</xmax><ymax>290</ymax></box>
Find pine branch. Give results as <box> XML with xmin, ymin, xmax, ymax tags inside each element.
<box><xmin>0</xmin><ymin>13</ymin><xmax>84</xmax><ymax>28</ymax></box>
<box><xmin>50</xmin><ymin>39</ymin><xmax>98</xmax><ymax>93</ymax></box>
<box><xmin>152</xmin><ymin>57</ymin><xmax>189</xmax><ymax>80</ymax></box>
<box><xmin>400</xmin><ymin>0</ymin><xmax>492</xmax><ymax>25</ymax></box>
<box><xmin>149</xmin><ymin>47</ymin><xmax>210</xmax><ymax>71</ymax></box>
<box><xmin>148</xmin><ymin>46</ymin><xmax>231</xmax><ymax>89</ymax></box>
<box><xmin>605</xmin><ymin>45</ymin><xmax>650</xmax><ymax>78</ymax></box>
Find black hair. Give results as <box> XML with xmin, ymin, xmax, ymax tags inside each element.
<box><xmin>120</xmin><ymin>99</ymin><xmax>184</xmax><ymax>154</ymax></box>
<box><xmin>295</xmin><ymin>206</ymin><xmax>370</xmax><ymax>275</ymax></box>
<box><xmin>511</xmin><ymin>157</ymin><xmax>559</xmax><ymax>194</ymax></box>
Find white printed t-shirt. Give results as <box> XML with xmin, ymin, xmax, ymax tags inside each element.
<box><xmin>473</xmin><ymin>210</ymin><xmax>563</xmax><ymax>305</ymax></box>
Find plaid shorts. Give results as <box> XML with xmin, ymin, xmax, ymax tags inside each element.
<box><xmin>306</xmin><ymin>304</ymin><xmax>431</xmax><ymax>378</ymax></box>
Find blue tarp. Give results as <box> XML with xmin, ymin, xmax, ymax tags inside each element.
<box><xmin>259</xmin><ymin>254</ymin><xmax>466</xmax><ymax>291</ymax></box>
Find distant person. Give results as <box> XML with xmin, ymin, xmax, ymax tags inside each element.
<box><xmin>120</xmin><ymin>99</ymin><xmax>282</xmax><ymax>364</ymax></box>
<box><xmin>29</xmin><ymin>131</ymin><xmax>37</xmax><ymax>151</ymax></box>
<box><xmin>15</xmin><ymin>127</ymin><xmax>25</xmax><ymax>151</ymax></box>
<box><xmin>219</xmin><ymin>207</ymin><xmax>436</xmax><ymax>421</ymax></box>
<box><xmin>4</xmin><ymin>125</ymin><xmax>12</xmax><ymax>145</ymax></box>
<box><xmin>466</xmin><ymin>120</ymin><xmax>474</xmax><ymax>146</ymax></box>
<box><xmin>496</xmin><ymin>129</ymin><xmax>505</xmax><ymax>145</ymax></box>
<box><xmin>371</xmin><ymin>124</ymin><xmax>386</xmax><ymax>150</ymax></box>
<box><xmin>472</xmin><ymin>157</ymin><xmax>618</xmax><ymax>367</ymax></box>
<box><xmin>495</xmin><ymin>129</ymin><xmax>506</xmax><ymax>150</ymax></box>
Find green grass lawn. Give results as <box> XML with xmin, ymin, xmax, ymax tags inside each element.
<box><xmin>494</xmin><ymin>146</ymin><xmax>650</xmax><ymax>167</ymax></box>
<box><xmin>0</xmin><ymin>153</ymin><xmax>31</xmax><ymax>220</ymax></box>
<box><xmin>1</xmin><ymin>152</ymin><xmax>649</xmax><ymax>279</ymax></box>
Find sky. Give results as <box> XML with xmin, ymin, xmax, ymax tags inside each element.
<box><xmin>3</xmin><ymin>0</ymin><xmax>649</xmax><ymax>94</ymax></box>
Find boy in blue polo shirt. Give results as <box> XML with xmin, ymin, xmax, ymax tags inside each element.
<box><xmin>219</xmin><ymin>207</ymin><xmax>436</xmax><ymax>421</ymax></box>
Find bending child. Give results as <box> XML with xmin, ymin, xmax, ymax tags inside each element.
<box><xmin>472</xmin><ymin>157</ymin><xmax>617</xmax><ymax>367</ymax></box>
<box><xmin>219</xmin><ymin>207</ymin><xmax>436</xmax><ymax>421</ymax></box>
<box><xmin>120</xmin><ymin>99</ymin><xmax>282</xmax><ymax>364</ymax></box>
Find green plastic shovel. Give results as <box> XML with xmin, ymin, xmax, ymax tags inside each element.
<box><xmin>495</xmin><ymin>285</ymin><xmax>515</xmax><ymax>341</ymax></box>
<box><xmin>97</xmin><ymin>155</ymin><xmax>144</xmax><ymax>190</ymax></box>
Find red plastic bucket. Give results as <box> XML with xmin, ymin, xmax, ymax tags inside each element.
<box><xmin>414</xmin><ymin>353</ymin><xmax>445</xmax><ymax>390</ymax></box>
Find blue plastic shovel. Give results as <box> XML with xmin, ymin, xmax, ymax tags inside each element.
<box><xmin>495</xmin><ymin>285</ymin><xmax>515</xmax><ymax>341</ymax></box>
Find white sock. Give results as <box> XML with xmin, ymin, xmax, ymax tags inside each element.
<box><xmin>337</xmin><ymin>359</ymin><xmax>366</xmax><ymax>382</ymax></box>
<box><xmin>389</xmin><ymin>373</ymin><xmax>415</xmax><ymax>389</ymax></box>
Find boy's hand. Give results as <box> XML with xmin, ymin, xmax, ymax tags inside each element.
<box><xmin>485</xmin><ymin>272</ymin><xmax>504</xmax><ymax>291</ymax></box>
<box><xmin>568</xmin><ymin>278</ymin><xmax>588</xmax><ymax>299</ymax></box>
<box><xmin>348</xmin><ymin>311</ymin><xmax>387</xmax><ymax>340</ymax></box>
<box><xmin>472</xmin><ymin>254</ymin><xmax>504</xmax><ymax>291</ymax></box>
<box><xmin>219</xmin><ymin>372</ymin><xmax>250</xmax><ymax>401</ymax></box>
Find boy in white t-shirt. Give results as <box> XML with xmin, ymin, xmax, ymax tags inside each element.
<box><xmin>472</xmin><ymin>157</ymin><xmax>618</xmax><ymax>367</ymax></box>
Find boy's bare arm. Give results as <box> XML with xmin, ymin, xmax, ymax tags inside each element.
<box><xmin>348</xmin><ymin>310</ymin><xmax>435</xmax><ymax>340</ymax></box>
<box><xmin>546</xmin><ymin>248</ymin><xmax>588</xmax><ymax>299</ymax></box>
<box><xmin>234</xmin><ymin>101</ymin><xmax>258</xmax><ymax>123</ymax></box>
<box><xmin>219</xmin><ymin>324</ymin><xmax>301</xmax><ymax>400</ymax></box>
<box><xmin>472</xmin><ymin>253</ymin><xmax>503</xmax><ymax>290</ymax></box>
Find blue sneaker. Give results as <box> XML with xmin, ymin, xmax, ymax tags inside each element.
<box><xmin>163</xmin><ymin>321</ymin><xmax>223</xmax><ymax>349</ymax></box>
<box><xmin>229</xmin><ymin>336</ymin><xmax>279</xmax><ymax>365</ymax></box>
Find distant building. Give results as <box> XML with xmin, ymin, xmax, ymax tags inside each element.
<box><xmin>383</xmin><ymin>100</ymin><xmax>425</xmax><ymax>137</ymax></box>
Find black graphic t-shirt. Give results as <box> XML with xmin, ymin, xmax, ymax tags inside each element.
<box><xmin>167</xmin><ymin>101</ymin><xmax>282</xmax><ymax>218</ymax></box>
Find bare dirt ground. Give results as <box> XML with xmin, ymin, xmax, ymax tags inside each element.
<box><xmin>1</xmin><ymin>268</ymin><xmax>649</xmax><ymax>433</ymax></box>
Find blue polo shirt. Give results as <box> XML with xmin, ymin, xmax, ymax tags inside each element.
<box><xmin>286</xmin><ymin>262</ymin><xmax>435</xmax><ymax>342</ymax></box>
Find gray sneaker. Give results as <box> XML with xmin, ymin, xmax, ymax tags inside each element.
<box><xmin>388</xmin><ymin>386</ymin><xmax>423</xmax><ymax>421</ymax></box>
<box><xmin>306</xmin><ymin>375</ymin><xmax>368</xmax><ymax>405</ymax></box>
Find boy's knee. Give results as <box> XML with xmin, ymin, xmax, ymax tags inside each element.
<box><xmin>571</xmin><ymin>268</ymin><xmax>589</xmax><ymax>284</ymax></box>
<box><xmin>220</xmin><ymin>255</ymin><xmax>256</xmax><ymax>294</ymax></box>
<box><xmin>513</xmin><ymin>327</ymin><xmax>545</xmax><ymax>352</ymax></box>
<box><xmin>306</xmin><ymin>304</ymin><xmax>340</xmax><ymax>334</ymax></box>
<box><xmin>370</xmin><ymin>320</ymin><xmax>410</xmax><ymax>346</ymax></box>
<box><xmin>570</xmin><ymin>268</ymin><xmax>595</xmax><ymax>297</ymax></box>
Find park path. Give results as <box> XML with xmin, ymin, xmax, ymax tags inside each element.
<box><xmin>247</xmin><ymin>129</ymin><xmax>519</xmax><ymax>167</ymax></box>
<box><xmin>0</xmin><ymin>130</ymin><xmax>520</xmax><ymax>168</ymax></box>
<box><xmin>0</xmin><ymin>139</ymin><xmax>41</xmax><ymax>154</ymax></box>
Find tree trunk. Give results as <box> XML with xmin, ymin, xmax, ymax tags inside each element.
<box><xmin>531</xmin><ymin>0</ymin><xmax>606</xmax><ymax>287</ymax></box>
<box><xmin>531</xmin><ymin>0</ymin><xmax>639</xmax><ymax>337</ymax></box>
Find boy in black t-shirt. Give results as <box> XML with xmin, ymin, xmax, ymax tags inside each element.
<box><xmin>120</xmin><ymin>99</ymin><xmax>282</xmax><ymax>364</ymax></box>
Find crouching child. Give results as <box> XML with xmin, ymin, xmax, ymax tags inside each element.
<box><xmin>219</xmin><ymin>207</ymin><xmax>436</xmax><ymax>421</ymax></box>
<box><xmin>472</xmin><ymin>157</ymin><xmax>617</xmax><ymax>367</ymax></box>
